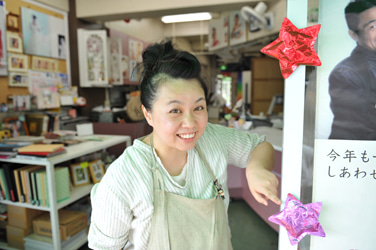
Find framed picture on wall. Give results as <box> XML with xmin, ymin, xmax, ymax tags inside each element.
<box><xmin>208</xmin><ymin>17</ymin><xmax>228</xmax><ymax>51</ymax></box>
<box><xmin>229</xmin><ymin>11</ymin><xmax>247</xmax><ymax>46</ymax></box>
<box><xmin>6</xmin><ymin>32</ymin><xmax>23</xmax><ymax>53</ymax></box>
<box><xmin>121</xmin><ymin>55</ymin><xmax>129</xmax><ymax>80</ymax></box>
<box><xmin>88</xmin><ymin>159</ymin><xmax>105</xmax><ymax>184</ymax></box>
<box><xmin>8</xmin><ymin>53</ymin><xmax>28</xmax><ymax>72</ymax></box>
<box><xmin>21</xmin><ymin>7</ymin><xmax>67</xmax><ymax>59</ymax></box>
<box><xmin>7</xmin><ymin>13</ymin><xmax>20</xmax><ymax>32</ymax></box>
<box><xmin>9</xmin><ymin>72</ymin><xmax>28</xmax><ymax>87</ymax></box>
<box><xmin>31</xmin><ymin>56</ymin><xmax>58</xmax><ymax>72</ymax></box>
<box><xmin>77</xmin><ymin>29</ymin><xmax>108</xmax><ymax>87</ymax></box>
<box><xmin>70</xmin><ymin>163</ymin><xmax>90</xmax><ymax>187</ymax></box>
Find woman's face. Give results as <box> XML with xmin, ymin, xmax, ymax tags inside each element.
<box><xmin>144</xmin><ymin>78</ymin><xmax>208</xmax><ymax>153</ymax></box>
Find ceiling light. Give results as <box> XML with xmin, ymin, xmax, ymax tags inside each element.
<box><xmin>161</xmin><ymin>12</ymin><xmax>212</xmax><ymax>23</ymax></box>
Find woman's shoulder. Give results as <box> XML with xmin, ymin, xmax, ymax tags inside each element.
<box><xmin>203</xmin><ymin>122</ymin><xmax>238</xmax><ymax>138</ymax></box>
<box><xmin>101</xmin><ymin>139</ymin><xmax>154</xmax><ymax>198</ymax></box>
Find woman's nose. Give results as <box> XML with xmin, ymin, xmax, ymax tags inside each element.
<box><xmin>182</xmin><ymin>113</ymin><xmax>195</xmax><ymax>127</ymax></box>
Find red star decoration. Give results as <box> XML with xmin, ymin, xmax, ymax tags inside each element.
<box><xmin>261</xmin><ymin>17</ymin><xmax>321</xmax><ymax>79</ymax></box>
<box><xmin>268</xmin><ymin>193</ymin><xmax>326</xmax><ymax>246</ymax></box>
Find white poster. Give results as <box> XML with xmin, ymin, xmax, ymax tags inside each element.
<box><xmin>21</xmin><ymin>7</ymin><xmax>66</xmax><ymax>59</ymax></box>
<box><xmin>312</xmin><ymin>140</ymin><xmax>376</xmax><ymax>249</ymax></box>
<box><xmin>229</xmin><ymin>11</ymin><xmax>247</xmax><ymax>46</ymax></box>
<box><xmin>208</xmin><ymin>16</ymin><xmax>228</xmax><ymax>51</ymax></box>
<box><xmin>107</xmin><ymin>37</ymin><xmax>123</xmax><ymax>85</ymax></box>
<box><xmin>312</xmin><ymin>0</ymin><xmax>376</xmax><ymax>248</ymax></box>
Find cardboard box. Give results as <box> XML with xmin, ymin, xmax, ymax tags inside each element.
<box><xmin>7</xmin><ymin>205</ymin><xmax>46</xmax><ymax>229</ymax></box>
<box><xmin>33</xmin><ymin>210</ymin><xmax>87</xmax><ymax>241</ymax></box>
<box><xmin>6</xmin><ymin>225</ymin><xmax>32</xmax><ymax>250</ymax></box>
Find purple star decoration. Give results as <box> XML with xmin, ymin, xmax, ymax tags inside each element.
<box><xmin>268</xmin><ymin>193</ymin><xmax>326</xmax><ymax>246</ymax></box>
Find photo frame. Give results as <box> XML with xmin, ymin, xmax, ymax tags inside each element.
<box><xmin>88</xmin><ymin>159</ymin><xmax>105</xmax><ymax>184</ymax></box>
<box><xmin>77</xmin><ymin>29</ymin><xmax>108</xmax><ymax>86</ymax></box>
<box><xmin>70</xmin><ymin>163</ymin><xmax>90</xmax><ymax>187</ymax></box>
<box><xmin>7</xmin><ymin>13</ymin><xmax>20</xmax><ymax>32</ymax></box>
<box><xmin>32</xmin><ymin>56</ymin><xmax>58</xmax><ymax>72</ymax></box>
<box><xmin>3</xmin><ymin>117</ymin><xmax>29</xmax><ymax>137</ymax></box>
<box><xmin>9</xmin><ymin>72</ymin><xmax>28</xmax><ymax>87</ymax></box>
<box><xmin>7</xmin><ymin>32</ymin><xmax>23</xmax><ymax>53</ymax></box>
<box><xmin>13</xmin><ymin>95</ymin><xmax>31</xmax><ymax>111</ymax></box>
<box><xmin>8</xmin><ymin>53</ymin><xmax>28</xmax><ymax>72</ymax></box>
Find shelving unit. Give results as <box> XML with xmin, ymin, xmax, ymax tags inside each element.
<box><xmin>0</xmin><ymin>135</ymin><xmax>131</xmax><ymax>250</ymax></box>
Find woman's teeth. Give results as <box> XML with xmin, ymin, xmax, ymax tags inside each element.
<box><xmin>179</xmin><ymin>133</ymin><xmax>195</xmax><ymax>139</ymax></box>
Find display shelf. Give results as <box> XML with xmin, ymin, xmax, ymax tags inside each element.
<box><xmin>0</xmin><ymin>135</ymin><xmax>130</xmax><ymax>250</ymax></box>
<box><xmin>0</xmin><ymin>184</ymin><xmax>93</xmax><ymax>212</ymax></box>
<box><xmin>57</xmin><ymin>184</ymin><xmax>93</xmax><ymax>210</ymax></box>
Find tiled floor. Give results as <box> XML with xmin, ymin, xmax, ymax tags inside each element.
<box><xmin>79</xmin><ymin>199</ymin><xmax>278</xmax><ymax>250</ymax></box>
<box><xmin>228</xmin><ymin>199</ymin><xmax>278</xmax><ymax>250</ymax></box>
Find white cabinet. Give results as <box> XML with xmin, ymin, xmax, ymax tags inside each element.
<box><xmin>0</xmin><ymin>135</ymin><xmax>131</xmax><ymax>250</ymax></box>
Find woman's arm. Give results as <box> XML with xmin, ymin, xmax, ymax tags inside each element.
<box><xmin>245</xmin><ymin>141</ymin><xmax>282</xmax><ymax>206</ymax></box>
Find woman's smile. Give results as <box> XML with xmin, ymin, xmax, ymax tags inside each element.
<box><xmin>177</xmin><ymin>132</ymin><xmax>196</xmax><ymax>139</ymax></box>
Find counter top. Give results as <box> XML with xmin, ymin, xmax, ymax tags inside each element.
<box><xmin>242</xmin><ymin>126</ymin><xmax>283</xmax><ymax>151</ymax></box>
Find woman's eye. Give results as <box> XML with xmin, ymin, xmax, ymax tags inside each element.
<box><xmin>371</xmin><ymin>24</ymin><xmax>376</xmax><ymax>29</ymax></box>
<box><xmin>195</xmin><ymin>106</ymin><xmax>205</xmax><ymax>111</ymax></box>
<box><xmin>170</xmin><ymin>109</ymin><xmax>181</xmax><ymax>114</ymax></box>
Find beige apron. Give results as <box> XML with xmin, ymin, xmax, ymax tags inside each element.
<box><xmin>147</xmin><ymin>139</ymin><xmax>233</xmax><ymax>250</ymax></box>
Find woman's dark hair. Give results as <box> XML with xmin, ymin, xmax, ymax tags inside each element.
<box><xmin>138</xmin><ymin>40</ymin><xmax>208</xmax><ymax>111</ymax></box>
<box><xmin>345</xmin><ymin>0</ymin><xmax>376</xmax><ymax>32</ymax></box>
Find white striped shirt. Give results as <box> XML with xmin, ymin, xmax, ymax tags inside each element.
<box><xmin>88</xmin><ymin>123</ymin><xmax>265</xmax><ymax>250</ymax></box>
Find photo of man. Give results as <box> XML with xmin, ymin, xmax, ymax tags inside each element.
<box><xmin>328</xmin><ymin>0</ymin><xmax>376</xmax><ymax>140</ymax></box>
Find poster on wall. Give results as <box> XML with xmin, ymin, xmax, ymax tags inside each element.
<box><xmin>121</xmin><ymin>55</ymin><xmax>129</xmax><ymax>80</ymax></box>
<box><xmin>128</xmin><ymin>38</ymin><xmax>143</xmax><ymax>62</ymax></box>
<box><xmin>107</xmin><ymin>37</ymin><xmax>123</xmax><ymax>85</ymax></box>
<box><xmin>21</xmin><ymin>7</ymin><xmax>66</xmax><ymax>59</ymax></box>
<box><xmin>312</xmin><ymin>0</ymin><xmax>376</xmax><ymax>248</ymax></box>
<box><xmin>229</xmin><ymin>11</ymin><xmax>247</xmax><ymax>46</ymax></box>
<box><xmin>208</xmin><ymin>17</ymin><xmax>228</xmax><ymax>51</ymax></box>
<box><xmin>77</xmin><ymin>29</ymin><xmax>108</xmax><ymax>87</ymax></box>
<box><xmin>29</xmin><ymin>71</ymin><xmax>61</xmax><ymax>109</ymax></box>
<box><xmin>0</xmin><ymin>1</ymin><xmax>8</xmax><ymax>76</ymax></box>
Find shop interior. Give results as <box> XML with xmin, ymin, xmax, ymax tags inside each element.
<box><xmin>0</xmin><ymin>0</ymin><xmax>321</xmax><ymax>249</ymax></box>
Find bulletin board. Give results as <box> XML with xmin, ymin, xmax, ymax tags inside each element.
<box><xmin>0</xmin><ymin>0</ymin><xmax>68</xmax><ymax>105</ymax></box>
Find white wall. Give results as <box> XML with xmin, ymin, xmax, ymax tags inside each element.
<box><xmin>34</xmin><ymin>0</ymin><xmax>69</xmax><ymax>12</ymax></box>
<box><xmin>76</xmin><ymin>0</ymin><xmax>266</xmax><ymax>20</ymax></box>
<box><xmin>105</xmin><ymin>19</ymin><xmax>165</xmax><ymax>43</ymax></box>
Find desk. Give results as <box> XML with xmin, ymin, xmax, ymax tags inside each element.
<box><xmin>227</xmin><ymin>126</ymin><xmax>282</xmax><ymax>232</ymax></box>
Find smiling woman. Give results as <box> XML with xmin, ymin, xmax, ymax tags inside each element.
<box><xmin>88</xmin><ymin>40</ymin><xmax>281</xmax><ymax>250</ymax></box>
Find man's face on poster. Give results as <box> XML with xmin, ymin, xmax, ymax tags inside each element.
<box><xmin>353</xmin><ymin>6</ymin><xmax>376</xmax><ymax>51</ymax></box>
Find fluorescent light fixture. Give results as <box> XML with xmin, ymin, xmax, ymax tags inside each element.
<box><xmin>161</xmin><ymin>12</ymin><xmax>212</xmax><ymax>23</ymax></box>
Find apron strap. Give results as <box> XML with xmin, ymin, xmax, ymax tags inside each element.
<box><xmin>150</xmin><ymin>136</ymin><xmax>164</xmax><ymax>191</ymax></box>
<box><xmin>195</xmin><ymin>144</ymin><xmax>225</xmax><ymax>200</ymax></box>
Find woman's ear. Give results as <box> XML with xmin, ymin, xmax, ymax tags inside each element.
<box><xmin>142</xmin><ymin>105</ymin><xmax>153</xmax><ymax>126</ymax></box>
